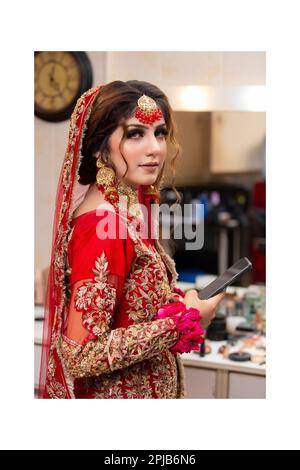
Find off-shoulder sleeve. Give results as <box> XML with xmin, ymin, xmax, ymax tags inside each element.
<box><xmin>60</xmin><ymin>211</ymin><xmax>179</xmax><ymax>378</ymax></box>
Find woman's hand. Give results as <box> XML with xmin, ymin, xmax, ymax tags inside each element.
<box><xmin>183</xmin><ymin>289</ymin><xmax>226</xmax><ymax>329</ymax></box>
<box><xmin>169</xmin><ymin>292</ymin><xmax>185</xmax><ymax>303</ymax></box>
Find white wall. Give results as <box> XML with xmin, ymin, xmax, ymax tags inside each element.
<box><xmin>105</xmin><ymin>51</ymin><xmax>265</xmax><ymax>87</ymax></box>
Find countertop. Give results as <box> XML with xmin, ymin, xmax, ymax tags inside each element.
<box><xmin>181</xmin><ymin>341</ymin><xmax>265</xmax><ymax>376</ymax></box>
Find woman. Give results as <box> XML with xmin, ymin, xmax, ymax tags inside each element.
<box><xmin>39</xmin><ymin>80</ymin><xmax>224</xmax><ymax>399</ymax></box>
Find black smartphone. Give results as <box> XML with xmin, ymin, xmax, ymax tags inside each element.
<box><xmin>198</xmin><ymin>257</ymin><xmax>252</xmax><ymax>300</ymax></box>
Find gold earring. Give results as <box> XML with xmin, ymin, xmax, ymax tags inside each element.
<box><xmin>96</xmin><ymin>156</ymin><xmax>116</xmax><ymax>189</ymax></box>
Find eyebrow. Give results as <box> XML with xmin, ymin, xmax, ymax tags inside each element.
<box><xmin>126</xmin><ymin>123</ymin><xmax>167</xmax><ymax>130</ymax></box>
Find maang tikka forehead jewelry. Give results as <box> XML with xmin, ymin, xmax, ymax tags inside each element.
<box><xmin>135</xmin><ymin>94</ymin><xmax>163</xmax><ymax>125</ymax></box>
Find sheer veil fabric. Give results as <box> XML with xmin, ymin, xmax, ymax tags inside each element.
<box><xmin>39</xmin><ymin>86</ymin><xmax>107</xmax><ymax>398</ymax></box>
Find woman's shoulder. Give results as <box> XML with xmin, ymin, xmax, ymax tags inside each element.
<box><xmin>68</xmin><ymin>207</ymin><xmax>136</xmax><ymax>280</ymax></box>
<box><xmin>71</xmin><ymin>204</ymin><xmax>116</xmax><ymax>225</ymax></box>
<box><xmin>73</xmin><ymin>185</ymin><xmax>115</xmax><ymax>220</ymax></box>
<box><xmin>70</xmin><ymin>204</ymin><xmax>134</xmax><ymax>250</ymax></box>
<box><xmin>71</xmin><ymin>187</ymin><xmax>117</xmax><ymax>228</ymax></box>
<box><xmin>72</xmin><ymin>189</ymin><xmax>116</xmax><ymax>220</ymax></box>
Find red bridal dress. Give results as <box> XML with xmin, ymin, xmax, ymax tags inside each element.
<box><xmin>58</xmin><ymin>192</ymin><xmax>186</xmax><ymax>398</ymax></box>
<box><xmin>39</xmin><ymin>86</ymin><xmax>202</xmax><ymax>399</ymax></box>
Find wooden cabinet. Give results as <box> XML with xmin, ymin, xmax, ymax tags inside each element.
<box><xmin>211</xmin><ymin>111</ymin><xmax>265</xmax><ymax>173</ymax></box>
<box><xmin>184</xmin><ymin>367</ymin><xmax>217</xmax><ymax>398</ymax></box>
<box><xmin>184</xmin><ymin>364</ymin><xmax>265</xmax><ymax>399</ymax></box>
<box><xmin>228</xmin><ymin>372</ymin><xmax>265</xmax><ymax>398</ymax></box>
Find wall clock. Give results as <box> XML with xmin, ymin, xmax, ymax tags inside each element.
<box><xmin>34</xmin><ymin>51</ymin><xmax>93</xmax><ymax>122</ymax></box>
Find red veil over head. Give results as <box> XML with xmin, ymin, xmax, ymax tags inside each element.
<box><xmin>38</xmin><ymin>85</ymin><xmax>107</xmax><ymax>398</ymax></box>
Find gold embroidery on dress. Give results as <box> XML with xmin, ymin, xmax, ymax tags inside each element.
<box><xmin>93</xmin><ymin>372</ymin><xmax>124</xmax><ymax>399</ymax></box>
<box><xmin>74</xmin><ymin>251</ymin><xmax>117</xmax><ymax>337</ymax></box>
<box><xmin>46</xmin><ymin>379</ymin><xmax>67</xmax><ymax>399</ymax></box>
<box><xmin>123</xmin><ymin>363</ymin><xmax>153</xmax><ymax>398</ymax></box>
<box><xmin>124</xmin><ymin>243</ymin><xmax>172</xmax><ymax>323</ymax></box>
<box><xmin>60</xmin><ymin>316</ymin><xmax>178</xmax><ymax>380</ymax></box>
<box><xmin>150</xmin><ymin>352</ymin><xmax>178</xmax><ymax>398</ymax></box>
<box><xmin>46</xmin><ymin>354</ymin><xmax>67</xmax><ymax>399</ymax></box>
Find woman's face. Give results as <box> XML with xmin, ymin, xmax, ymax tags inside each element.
<box><xmin>105</xmin><ymin>115</ymin><xmax>168</xmax><ymax>188</ymax></box>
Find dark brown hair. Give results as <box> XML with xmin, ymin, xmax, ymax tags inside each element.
<box><xmin>79</xmin><ymin>80</ymin><xmax>181</xmax><ymax>201</ymax></box>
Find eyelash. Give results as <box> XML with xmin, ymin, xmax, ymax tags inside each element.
<box><xmin>126</xmin><ymin>129</ymin><xmax>168</xmax><ymax>139</ymax></box>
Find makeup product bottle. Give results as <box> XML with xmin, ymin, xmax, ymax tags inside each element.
<box><xmin>200</xmin><ymin>338</ymin><xmax>206</xmax><ymax>357</ymax></box>
<box><xmin>226</xmin><ymin>299</ymin><xmax>245</xmax><ymax>336</ymax></box>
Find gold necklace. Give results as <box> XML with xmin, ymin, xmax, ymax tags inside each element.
<box><xmin>115</xmin><ymin>180</ymin><xmax>144</xmax><ymax>222</ymax></box>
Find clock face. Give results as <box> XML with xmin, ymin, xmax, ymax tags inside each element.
<box><xmin>34</xmin><ymin>51</ymin><xmax>93</xmax><ymax>122</ymax></box>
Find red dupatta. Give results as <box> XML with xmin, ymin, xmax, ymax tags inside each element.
<box><xmin>38</xmin><ymin>86</ymin><xmax>107</xmax><ymax>398</ymax></box>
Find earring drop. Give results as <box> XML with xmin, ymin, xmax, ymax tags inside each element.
<box><xmin>96</xmin><ymin>156</ymin><xmax>116</xmax><ymax>189</ymax></box>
